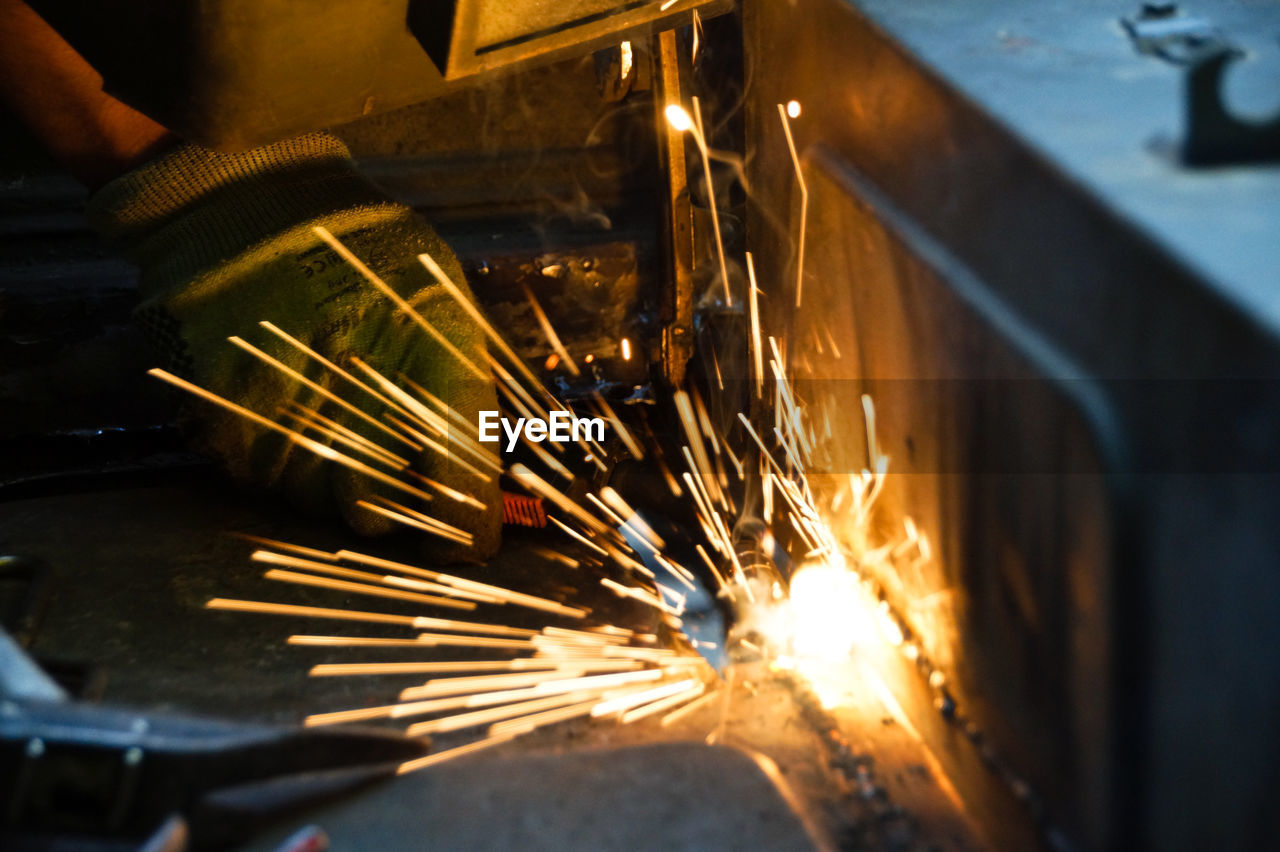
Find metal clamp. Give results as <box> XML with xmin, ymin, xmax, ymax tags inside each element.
<box><xmin>1183</xmin><ymin>47</ymin><xmax>1280</xmax><ymax>165</ymax></box>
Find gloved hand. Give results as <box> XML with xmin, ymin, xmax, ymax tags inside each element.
<box><xmin>87</xmin><ymin>132</ymin><xmax>501</xmax><ymax>562</ymax></box>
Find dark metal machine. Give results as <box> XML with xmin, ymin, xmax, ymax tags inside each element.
<box><xmin>28</xmin><ymin>0</ymin><xmax>732</xmax><ymax>150</ymax></box>
<box><xmin>741</xmin><ymin>2</ymin><xmax>1280</xmax><ymax>848</ymax></box>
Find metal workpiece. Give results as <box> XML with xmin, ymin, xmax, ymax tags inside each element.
<box><xmin>458</xmin><ymin>241</ymin><xmax>655</xmax><ymax>394</ymax></box>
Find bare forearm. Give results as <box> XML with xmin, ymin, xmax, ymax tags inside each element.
<box><xmin>0</xmin><ymin>0</ymin><xmax>174</xmax><ymax>187</ymax></box>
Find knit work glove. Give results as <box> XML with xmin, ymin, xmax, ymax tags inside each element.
<box><xmin>86</xmin><ymin>132</ymin><xmax>501</xmax><ymax>562</ymax></box>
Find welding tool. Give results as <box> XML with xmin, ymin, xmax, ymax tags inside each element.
<box><xmin>0</xmin><ymin>629</ymin><xmax>430</xmax><ymax>849</ymax></box>
<box><xmin>617</xmin><ymin>507</ymin><xmax>729</xmax><ymax>671</ymax></box>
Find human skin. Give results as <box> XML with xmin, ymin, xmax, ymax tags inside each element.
<box><xmin>0</xmin><ymin>0</ymin><xmax>175</xmax><ymax>188</ymax></box>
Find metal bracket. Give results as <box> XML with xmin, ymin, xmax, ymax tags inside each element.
<box><xmin>1183</xmin><ymin>47</ymin><xmax>1280</xmax><ymax>165</ymax></box>
<box><xmin>1122</xmin><ymin>5</ymin><xmax>1280</xmax><ymax>165</ymax></box>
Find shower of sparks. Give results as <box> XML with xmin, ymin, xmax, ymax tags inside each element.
<box><xmin>691</xmin><ymin>9</ymin><xmax>703</xmax><ymax>65</ymax></box>
<box><xmin>208</xmin><ymin>533</ymin><xmax>719</xmax><ymax>743</ymax></box>
<box><xmin>776</xmin><ymin>103</ymin><xmax>809</xmax><ymax>307</ymax></box>
<box><xmin>155</xmin><ymin>225</ymin><xmax>747</xmax><ymax>770</ymax></box>
<box><xmin>522</xmin><ymin>282</ymin><xmax>580</xmax><ymax>376</ymax></box>
<box><xmin>665</xmin><ymin>100</ymin><xmax>733</xmax><ymax>307</ymax></box>
<box><xmin>314</xmin><ymin>226</ymin><xmax>487</xmax><ymax>382</ymax></box>
<box><xmin>215</xmin><ymin>542</ymin><xmax>718</xmax><ymax>747</ymax></box>
<box><xmin>746</xmin><ymin>252</ymin><xmax>764</xmax><ymax>399</ymax></box>
<box><xmin>691</xmin><ymin>96</ymin><xmax>732</xmax><ymax>308</ymax></box>
<box><xmin>158</xmin><ymin>86</ymin><xmax>941</xmax><ymax>774</ymax></box>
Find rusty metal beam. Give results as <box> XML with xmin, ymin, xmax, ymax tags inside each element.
<box><xmin>653</xmin><ymin>28</ymin><xmax>695</xmax><ymax>389</ymax></box>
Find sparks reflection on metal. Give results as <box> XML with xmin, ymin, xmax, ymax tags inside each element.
<box><xmin>776</xmin><ymin>104</ymin><xmax>809</xmax><ymax>307</ymax></box>
<box><xmin>619</xmin><ymin>41</ymin><xmax>633</xmax><ymax>81</ymax></box>
<box><xmin>664</xmin><ymin>103</ymin><xmax>692</xmax><ymax>132</ymax></box>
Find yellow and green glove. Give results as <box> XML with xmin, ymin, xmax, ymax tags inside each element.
<box><xmin>87</xmin><ymin>132</ymin><xmax>501</xmax><ymax>562</ymax></box>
